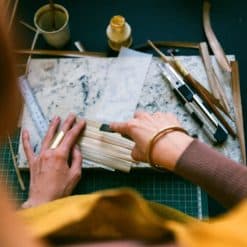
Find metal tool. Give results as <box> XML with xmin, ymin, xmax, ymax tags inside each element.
<box><xmin>158</xmin><ymin>63</ymin><xmax>228</xmax><ymax>143</ymax></box>
<box><xmin>19</xmin><ymin>75</ymin><xmax>49</xmax><ymax>139</ymax></box>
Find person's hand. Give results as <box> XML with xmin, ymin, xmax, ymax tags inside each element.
<box><xmin>110</xmin><ymin>112</ymin><xmax>193</xmax><ymax>170</ymax></box>
<box><xmin>21</xmin><ymin>114</ymin><xmax>85</xmax><ymax>208</ymax></box>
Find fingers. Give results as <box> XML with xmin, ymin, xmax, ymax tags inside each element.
<box><xmin>41</xmin><ymin>116</ymin><xmax>60</xmax><ymax>151</ymax></box>
<box><xmin>70</xmin><ymin>146</ymin><xmax>82</xmax><ymax>178</ymax></box>
<box><xmin>59</xmin><ymin>119</ymin><xmax>86</xmax><ymax>155</ymax></box>
<box><xmin>60</xmin><ymin>113</ymin><xmax>77</xmax><ymax>133</ymax></box>
<box><xmin>45</xmin><ymin>114</ymin><xmax>76</xmax><ymax>149</ymax></box>
<box><xmin>109</xmin><ymin>122</ymin><xmax>129</xmax><ymax>136</ymax></box>
<box><xmin>152</xmin><ymin>112</ymin><xmax>164</xmax><ymax>118</ymax></box>
<box><xmin>110</xmin><ymin>112</ymin><xmax>152</xmax><ymax>136</ymax></box>
<box><xmin>44</xmin><ymin>113</ymin><xmax>77</xmax><ymax>151</ymax></box>
<box><xmin>65</xmin><ymin>146</ymin><xmax>82</xmax><ymax>195</ymax></box>
<box><xmin>22</xmin><ymin>129</ymin><xmax>35</xmax><ymax>166</ymax></box>
<box><xmin>134</xmin><ymin>111</ymin><xmax>151</xmax><ymax>119</ymax></box>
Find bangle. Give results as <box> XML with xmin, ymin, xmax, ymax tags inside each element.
<box><xmin>146</xmin><ymin>126</ymin><xmax>188</xmax><ymax>168</ymax></box>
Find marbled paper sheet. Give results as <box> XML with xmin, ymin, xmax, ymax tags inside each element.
<box><xmin>85</xmin><ymin>47</ymin><xmax>152</xmax><ymax>122</ymax></box>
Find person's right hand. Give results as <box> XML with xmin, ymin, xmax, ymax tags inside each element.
<box><xmin>110</xmin><ymin>112</ymin><xmax>193</xmax><ymax>170</ymax></box>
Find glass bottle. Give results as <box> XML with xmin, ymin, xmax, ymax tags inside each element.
<box><xmin>106</xmin><ymin>15</ymin><xmax>132</xmax><ymax>51</ymax></box>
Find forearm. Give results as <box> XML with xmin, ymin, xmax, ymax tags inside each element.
<box><xmin>110</xmin><ymin>112</ymin><xmax>247</xmax><ymax>208</ymax></box>
<box><xmin>175</xmin><ymin>139</ymin><xmax>247</xmax><ymax>208</ymax></box>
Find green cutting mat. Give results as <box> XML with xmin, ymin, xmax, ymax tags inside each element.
<box><xmin>0</xmin><ymin>131</ymin><xmax>208</xmax><ymax>218</ymax></box>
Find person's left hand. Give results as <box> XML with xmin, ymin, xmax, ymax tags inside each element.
<box><xmin>21</xmin><ymin>114</ymin><xmax>85</xmax><ymax>208</ymax></box>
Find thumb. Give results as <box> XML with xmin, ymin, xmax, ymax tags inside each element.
<box><xmin>110</xmin><ymin>122</ymin><xmax>130</xmax><ymax>136</ymax></box>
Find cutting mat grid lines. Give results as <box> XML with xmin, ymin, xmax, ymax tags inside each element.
<box><xmin>73</xmin><ymin>171</ymin><xmax>206</xmax><ymax>217</ymax></box>
<box><xmin>0</xmin><ymin>131</ymin><xmax>29</xmax><ymax>203</ymax></box>
<box><xmin>0</xmin><ymin>132</ymin><xmax>208</xmax><ymax>218</ymax></box>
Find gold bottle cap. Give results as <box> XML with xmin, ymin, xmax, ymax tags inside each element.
<box><xmin>110</xmin><ymin>15</ymin><xmax>125</xmax><ymax>30</ymax></box>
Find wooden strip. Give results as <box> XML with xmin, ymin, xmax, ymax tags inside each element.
<box><xmin>20</xmin><ymin>145</ymin><xmax>132</xmax><ymax>172</ymax></box>
<box><xmin>82</xmin><ymin>132</ymin><xmax>134</xmax><ymax>154</ymax></box>
<box><xmin>203</xmin><ymin>1</ymin><xmax>231</xmax><ymax>72</ymax></box>
<box><xmin>81</xmin><ymin>136</ymin><xmax>134</xmax><ymax>162</ymax></box>
<box><xmin>212</xmin><ymin>68</ymin><xmax>231</xmax><ymax>114</ymax></box>
<box><xmin>199</xmin><ymin>42</ymin><xmax>231</xmax><ymax>115</ymax></box>
<box><xmin>15</xmin><ymin>49</ymin><xmax>106</xmax><ymax>58</ymax></box>
<box><xmin>81</xmin><ymin>146</ymin><xmax>132</xmax><ymax>173</ymax></box>
<box><xmin>199</xmin><ymin>42</ymin><xmax>220</xmax><ymax>98</ymax></box>
<box><xmin>231</xmin><ymin>61</ymin><xmax>246</xmax><ymax>164</ymax></box>
<box><xmin>147</xmin><ymin>40</ymin><xmax>170</xmax><ymax>63</ymax></box>
<box><xmin>154</xmin><ymin>41</ymin><xmax>199</xmax><ymax>49</ymax></box>
<box><xmin>85</xmin><ymin>121</ymin><xmax>134</xmax><ymax>150</ymax></box>
<box><xmin>86</xmin><ymin>122</ymin><xmax>131</xmax><ymax>146</ymax></box>
<box><xmin>134</xmin><ymin>41</ymin><xmax>199</xmax><ymax>50</ymax></box>
<box><xmin>79</xmin><ymin>119</ymin><xmax>135</xmax><ymax>171</ymax></box>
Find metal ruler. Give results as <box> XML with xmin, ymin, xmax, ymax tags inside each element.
<box><xmin>19</xmin><ymin>75</ymin><xmax>48</xmax><ymax>139</ymax></box>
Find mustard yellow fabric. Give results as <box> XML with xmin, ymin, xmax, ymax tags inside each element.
<box><xmin>19</xmin><ymin>188</ymin><xmax>247</xmax><ymax>246</ymax></box>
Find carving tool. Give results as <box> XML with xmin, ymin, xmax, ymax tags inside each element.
<box><xmin>168</xmin><ymin>49</ymin><xmax>235</xmax><ymax>137</ymax></box>
<box><xmin>167</xmin><ymin>48</ymin><xmax>228</xmax><ymax>116</ymax></box>
<box><xmin>158</xmin><ymin>62</ymin><xmax>228</xmax><ymax>143</ymax></box>
<box><xmin>148</xmin><ymin>40</ymin><xmax>229</xmax><ymax>143</ymax></box>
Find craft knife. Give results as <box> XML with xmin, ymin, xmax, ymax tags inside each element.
<box><xmin>158</xmin><ymin>63</ymin><xmax>228</xmax><ymax>143</ymax></box>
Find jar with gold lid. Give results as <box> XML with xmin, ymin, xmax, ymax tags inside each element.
<box><xmin>106</xmin><ymin>15</ymin><xmax>132</xmax><ymax>51</ymax></box>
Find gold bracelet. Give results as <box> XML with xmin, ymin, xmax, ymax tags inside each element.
<box><xmin>146</xmin><ymin>126</ymin><xmax>188</xmax><ymax>168</ymax></box>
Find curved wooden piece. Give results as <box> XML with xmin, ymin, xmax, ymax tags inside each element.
<box><xmin>203</xmin><ymin>1</ymin><xmax>231</xmax><ymax>72</ymax></box>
